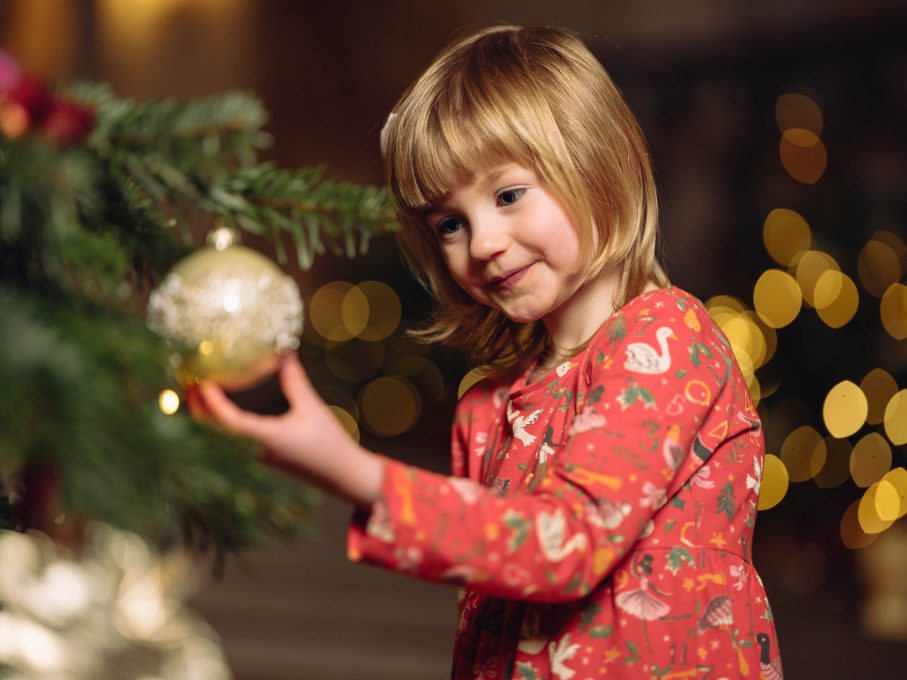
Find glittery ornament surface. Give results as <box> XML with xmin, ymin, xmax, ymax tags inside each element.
<box><xmin>147</xmin><ymin>230</ymin><xmax>304</xmax><ymax>388</ymax></box>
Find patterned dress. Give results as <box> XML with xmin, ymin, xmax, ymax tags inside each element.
<box><xmin>349</xmin><ymin>286</ymin><xmax>783</xmax><ymax>679</ymax></box>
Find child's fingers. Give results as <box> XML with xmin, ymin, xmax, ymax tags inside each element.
<box><xmin>198</xmin><ymin>381</ymin><xmax>270</xmax><ymax>441</ymax></box>
<box><xmin>278</xmin><ymin>352</ymin><xmax>317</xmax><ymax>409</ymax></box>
<box><xmin>185</xmin><ymin>384</ymin><xmax>211</xmax><ymax>420</ymax></box>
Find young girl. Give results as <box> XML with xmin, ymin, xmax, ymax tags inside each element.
<box><xmin>196</xmin><ymin>25</ymin><xmax>783</xmax><ymax>680</ymax></box>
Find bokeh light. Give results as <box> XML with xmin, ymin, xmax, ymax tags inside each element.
<box><xmin>858</xmin><ymin>236</ymin><xmax>904</xmax><ymax>298</ymax></box>
<box><xmin>814</xmin><ymin>436</ymin><xmax>853</xmax><ymax>489</ymax></box>
<box><xmin>883</xmin><ymin>390</ymin><xmax>907</xmax><ymax>445</ymax></box>
<box><xmin>158</xmin><ymin>389</ymin><xmax>180</xmax><ymax>415</ymax></box>
<box><xmin>814</xmin><ymin>270</ymin><xmax>859</xmax><ymax>328</ymax></box>
<box><xmin>757</xmin><ymin>453</ymin><xmax>788</xmax><ymax>510</ymax></box>
<box><xmin>822</xmin><ymin>380</ymin><xmax>868</xmax><ymax>438</ymax></box>
<box><xmin>841</xmin><ymin>499</ymin><xmax>877</xmax><ymax>549</ymax></box>
<box><xmin>793</xmin><ymin>250</ymin><xmax>840</xmax><ymax>308</ymax></box>
<box><xmin>860</xmin><ymin>368</ymin><xmax>898</xmax><ymax>426</ymax></box>
<box><xmin>359</xmin><ymin>376</ymin><xmax>421</xmax><ymax>437</ymax></box>
<box><xmin>387</xmin><ymin>356</ymin><xmax>445</xmax><ymax>406</ymax></box>
<box><xmin>775</xmin><ymin>93</ymin><xmax>823</xmax><ymax>136</ymax></box>
<box><xmin>881</xmin><ymin>467</ymin><xmax>907</xmax><ymax>519</ymax></box>
<box><xmin>850</xmin><ymin>433</ymin><xmax>892</xmax><ymax>488</ymax></box>
<box><xmin>780</xmin><ymin>426</ymin><xmax>826</xmax><ymax>482</ymax></box>
<box><xmin>779</xmin><ymin>128</ymin><xmax>827</xmax><ymax>184</ymax></box>
<box><xmin>327</xmin><ymin>405</ymin><xmax>360</xmax><ymax>444</ymax></box>
<box><xmin>858</xmin><ymin>484</ymin><xmax>895</xmax><ymax>535</ymax></box>
<box><xmin>339</xmin><ymin>286</ymin><xmax>369</xmax><ymax>337</ymax></box>
<box><xmin>309</xmin><ymin>281</ymin><xmax>355</xmax><ymax>342</ymax></box>
<box><xmin>458</xmin><ymin>367</ymin><xmax>487</xmax><ymax>399</ymax></box>
<box><xmin>753</xmin><ymin>269</ymin><xmax>801</xmax><ymax>328</ymax></box>
<box><xmin>352</xmin><ymin>281</ymin><xmax>402</xmax><ymax>341</ymax></box>
<box><xmin>880</xmin><ymin>283</ymin><xmax>907</xmax><ymax>340</ymax></box>
<box><xmin>762</xmin><ymin>208</ymin><xmax>812</xmax><ymax>267</ymax></box>
<box><xmin>317</xmin><ymin>385</ymin><xmax>359</xmax><ymax>421</ymax></box>
<box><xmin>873</xmin><ymin>479</ymin><xmax>901</xmax><ymax>522</ymax></box>
<box><xmin>325</xmin><ymin>338</ymin><xmax>385</xmax><ymax>383</ymax></box>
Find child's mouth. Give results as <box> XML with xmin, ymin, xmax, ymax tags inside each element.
<box><xmin>488</xmin><ymin>264</ymin><xmax>532</xmax><ymax>290</ymax></box>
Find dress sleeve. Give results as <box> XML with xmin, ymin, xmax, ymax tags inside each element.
<box><xmin>348</xmin><ymin>296</ymin><xmax>746</xmax><ymax>602</ymax></box>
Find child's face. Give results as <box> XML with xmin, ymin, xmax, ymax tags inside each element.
<box><xmin>424</xmin><ymin>163</ymin><xmax>584</xmax><ymax>324</ymax></box>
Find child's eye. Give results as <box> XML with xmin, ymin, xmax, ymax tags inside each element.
<box><xmin>497</xmin><ymin>188</ymin><xmax>526</xmax><ymax>207</ymax></box>
<box><xmin>435</xmin><ymin>216</ymin><xmax>465</xmax><ymax>239</ymax></box>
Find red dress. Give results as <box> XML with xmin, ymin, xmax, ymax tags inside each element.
<box><xmin>349</xmin><ymin>286</ymin><xmax>783</xmax><ymax>679</ymax></box>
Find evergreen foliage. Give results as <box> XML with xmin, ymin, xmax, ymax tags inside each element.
<box><xmin>0</xmin><ymin>58</ymin><xmax>397</xmax><ymax>559</ymax></box>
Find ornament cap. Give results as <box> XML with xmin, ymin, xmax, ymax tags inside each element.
<box><xmin>207</xmin><ymin>224</ymin><xmax>239</xmax><ymax>251</ymax></box>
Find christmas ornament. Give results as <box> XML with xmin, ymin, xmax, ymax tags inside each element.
<box><xmin>147</xmin><ymin>226</ymin><xmax>303</xmax><ymax>389</ymax></box>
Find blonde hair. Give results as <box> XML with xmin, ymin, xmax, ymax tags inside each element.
<box><xmin>381</xmin><ymin>25</ymin><xmax>668</xmax><ymax>375</ymax></box>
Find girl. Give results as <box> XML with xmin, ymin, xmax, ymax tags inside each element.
<box><xmin>195</xmin><ymin>25</ymin><xmax>783</xmax><ymax>679</ymax></box>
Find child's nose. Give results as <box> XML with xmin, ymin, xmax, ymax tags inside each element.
<box><xmin>468</xmin><ymin>219</ymin><xmax>509</xmax><ymax>261</ymax></box>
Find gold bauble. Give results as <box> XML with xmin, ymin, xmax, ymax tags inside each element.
<box><xmin>147</xmin><ymin>227</ymin><xmax>303</xmax><ymax>390</ymax></box>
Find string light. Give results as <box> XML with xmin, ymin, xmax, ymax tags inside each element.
<box><xmin>158</xmin><ymin>390</ymin><xmax>180</xmax><ymax>415</ymax></box>
<box><xmin>753</xmin><ymin>269</ymin><xmax>801</xmax><ymax>328</ymax></box>
<box><xmin>883</xmin><ymin>390</ymin><xmax>907</xmax><ymax>445</ymax></box>
<box><xmin>757</xmin><ymin>454</ymin><xmax>789</xmax><ymax>510</ymax></box>
<box><xmin>359</xmin><ymin>376</ymin><xmax>421</xmax><ymax>437</ymax></box>
<box><xmin>850</xmin><ymin>433</ymin><xmax>892</xmax><ymax>488</ymax></box>
<box><xmin>822</xmin><ymin>380</ymin><xmax>868</xmax><ymax>438</ymax></box>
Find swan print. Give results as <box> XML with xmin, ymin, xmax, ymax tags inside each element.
<box><xmin>624</xmin><ymin>326</ymin><xmax>677</xmax><ymax>374</ymax></box>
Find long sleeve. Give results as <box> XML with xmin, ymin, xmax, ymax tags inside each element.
<box><xmin>348</xmin><ymin>290</ymin><xmax>759</xmax><ymax>603</ymax></box>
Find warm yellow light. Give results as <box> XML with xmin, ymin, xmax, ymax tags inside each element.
<box><xmin>858</xmin><ymin>483</ymin><xmax>894</xmax><ymax>535</ymax></box>
<box><xmin>880</xmin><ymin>283</ymin><xmax>907</xmax><ymax>340</ymax></box>
<box><xmin>823</xmin><ymin>380</ymin><xmax>868</xmax><ymax>439</ymax></box>
<box><xmin>874</xmin><ymin>480</ymin><xmax>901</xmax><ymax>522</ymax></box>
<box><xmin>310</xmin><ymin>281</ymin><xmax>355</xmax><ymax>342</ymax></box>
<box><xmin>327</xmin><ymin>405</ymin><xmax>360</xmax><ymax>444</ymax></box>
<box><xmin>883</xmin><ymin>390</ymin><xmax>907</xmax><ymax>445</ymax></box>
<box><xmin>858</xmin><ymin>239</ymin><xmax>902</xmax><ymax>298</ymax></box>
<box><xmin>340</xmin><ymin>286</ymin><xmax>370</xmax><ymax>338</ymax></box>
<box><xmin>352</xmin><ymin>281</ymin><xmax>402</xmax><ymax>342</ymax></box>
<box><xmin>325</xmin><ymin>339</ymin><xmax>385</xmax><ymax>383</ymax></box>
<box><xmin>881</xmin><ymin>467</ymin><xmax>907</xmax><ymax>519</ymax></box>
<box><xmin>762</xmin><ymin>208</ymin><xmax>812</xmax><ymax>267</ymax></box>
<box><xmin>841</xmin><ymin>499</ymin><xmax>878</xmax><ymax>549</ymax></box>
<box><xmin>359</xmin><ymin>376</ymin><xmax>420</xmax><ymax>437</ymax></box>
<box><xmin>781</xmin><ymin>426</ymin><xmax>826</xmax><ymax>482</ymax></box>
<box><xmin>757</xmin><ymin>454</ymin><xmax>788</xmax><ymax>510</ymax></box>
<box><xmin>794</xmin><ymin>250</ymin><xmax>840</xmax><ymax>308</ymax></box>
<box><xmin>775</xmin><ymin>93</ymin><xmax>823</xmax><ymax>136</ymax></box>
<box><xmin>779</xmin><ymin>128</ymin><xmax>827</xmax><ymax>184</ymax></box>
<box><xmin>814</xmin><ymin>271</ymin><xmax>859</xmax><ymax>328</ymax></box>
<box><xmin>753</xmin><ymin>270</ymin><xmax>802</xmax><ymax>328</ymax></box>
<box><xmin>850</xmin><ymin>433</ymin><xmax>892</xmax><ymax>488</ymax></box>
<box><xmin>387</xmin><ymin>356</ymin><xmax>446</xmax><ymax>406</ymax></box>
<box><xmin>158</xmin><ymin>389</ymin><xmax>180</xmax><ymax>415</ymax></box>
<box><xmin>860</xmin><ymin>368</ymin><xmax>898</xmax><ymax>426</ymax></box>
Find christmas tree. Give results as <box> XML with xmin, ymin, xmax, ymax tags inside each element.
<box><xmin>0</xmin><ymin>50</ymin><xmax>397</xmax><ymax>559</ymax></box>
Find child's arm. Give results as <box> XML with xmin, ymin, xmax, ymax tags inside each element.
<box><xmin>192</xmin><ymin>353</ymin><xmax>385</xmax><ymax>508</ymax></box>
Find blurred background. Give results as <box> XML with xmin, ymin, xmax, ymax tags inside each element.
<box><xmin>2</xmin><ymin>0</ymin><xmax>907</xmax><ymax>677</ymax></box>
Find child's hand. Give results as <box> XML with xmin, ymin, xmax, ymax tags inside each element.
<box><xmin>188</xmin><ymin>353</ymin><xmax>383</xmax><ymax>507</ymax></box>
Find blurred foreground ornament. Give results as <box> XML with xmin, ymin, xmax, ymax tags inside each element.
<box><xmin>0</xmin><ymin>524</ymin><xmax>229</xmax><ymax>679</ymax></box>
<box><xmin>148</xmin><ymin>225</ymin><xmax>303</xmax><ymax>389</ymax></box>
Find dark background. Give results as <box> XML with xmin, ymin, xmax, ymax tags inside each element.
<box><xmin>3</xmin><ymin>1</ymin><xmax>907</xmax><ymax>677</ymax></box>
